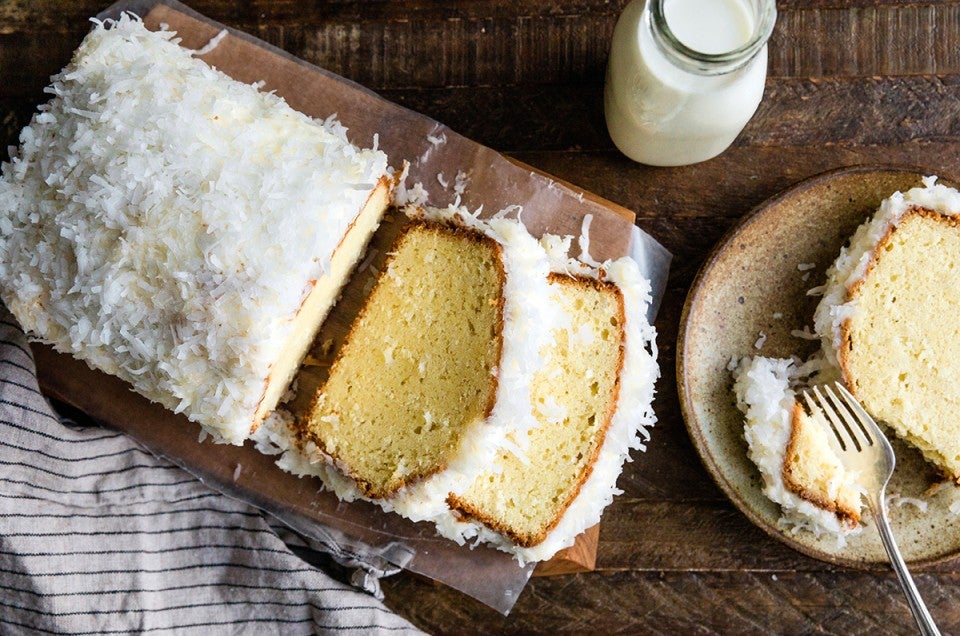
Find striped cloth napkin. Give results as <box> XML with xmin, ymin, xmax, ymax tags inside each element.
<box><xmin>0</xmin><ymin>308</ymin><xmax>421</xmax><ymax>634</ymax></box>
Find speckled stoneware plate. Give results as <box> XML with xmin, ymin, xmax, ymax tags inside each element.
<box><xmin>678</xmin><ymin>166</ymin><xmax>960</xmax><ymax>569</ymax></box>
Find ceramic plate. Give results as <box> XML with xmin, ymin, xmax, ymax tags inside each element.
<box><xmin>678</xmin><ymin>166</ymin><xmax>960</xmax><ymax>568</ymax></box>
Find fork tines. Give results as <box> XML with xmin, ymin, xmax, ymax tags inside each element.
<box><xmin>801</xmin><ymin>382</ymin><xmax>876</xmax><ymax>453</ymax></box>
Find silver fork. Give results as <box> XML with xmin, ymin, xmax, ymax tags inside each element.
<box><xmin>801</xmin><ymin>382</ymin><xmax>940</xmax><ymax>636</ymax></box>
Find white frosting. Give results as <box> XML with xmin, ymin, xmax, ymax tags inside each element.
<box><xmin>814</xmin><ymin>177</ymin><xmax>960</xmax><ymax>369</ymax></box>
<box><xmin>0</xmin><ymin>16</ymin><xmax>390</xmax><ymax>443</ymax></box>
<box><xmin>253</xmin><ymin>410</ymin><xmax>364</xmax><ymax>500</ymax></box>
<box><xmin>733</xmin><ymin>355</ymin><xmax>860</xmax><ymax>543</ymax></box>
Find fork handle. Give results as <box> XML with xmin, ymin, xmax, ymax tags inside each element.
<box><xmin>871</xmin><ymin>498</ymin><xmax>941</xmax><ymax>636</ymax></box>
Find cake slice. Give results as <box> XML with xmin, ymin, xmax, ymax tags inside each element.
<box><xmin>814</xmin><ymin>178</ymin><xmax>960</xmax><ymax>481</ymax></box>
<box><xmin>430</xmin><ymin>249</ymin><xmax>658</xmax><ymax>562</ymax></box>
<box><xmin>734</xmin><ymin>356</ymin><xmax>862</xmax><ymax>537</ymax></box>
<box><xmin>446</xmin><ymin>274</ymin><xmax>623</xmax><ymax>548</ymax></box>
<box><xmin>299</xmin><ymin>221</ymin><xmax>506</xmax><ymax>498</ymax></box>
<box><xmin>442</xmin><ymin>262</ymin><xmax>660</xmax><ymax>560</ymax></box>
<box><xmin>0</xmin><ymin>16</ymin><xmax>392</xmax><ymax>443</ymax></box>
<box><xmin>783</xmin><ymin>401</ymin><xmax>861</xmax><ymax>525</ymax></box>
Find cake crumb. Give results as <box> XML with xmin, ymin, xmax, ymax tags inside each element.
<box><xmin>797</xmin><ymin>262</ymin><xmax>816</xmax><ymax>272</ymax></box>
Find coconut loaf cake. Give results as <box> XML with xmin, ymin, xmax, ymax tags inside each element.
<box><xmin>254</xmin><ymin>207</ymin><xmax>659</xmax><ymax>562</ymax></box>
<box><xmin>0</xmin><ymin>16</ymin><xmax>393</xmax><ymax>443</ymax></box>
<box><xmin>814</xmin><ymin>177</ymin><xmax>960</xmax><ymax>482</ymax></box>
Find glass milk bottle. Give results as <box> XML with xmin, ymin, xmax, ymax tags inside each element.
<box><xmin>604</xmin><ymin>0</ymin><xmax>777</xmax><ymax>166</ymax></box>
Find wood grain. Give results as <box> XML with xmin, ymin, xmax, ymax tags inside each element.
<box><xmin>3</xmin><ymin>2</ymin><xmax>960</xmax><ymax>105</ymax></box>
<box><xmin>5</xmin><ymin>0</ymin><xmax>960</xmax><ymax>632</ymax></box>
<box><xmin>382</xmin><ymin>570</ymin><xmax>960</xmax><ymax>634</ymax></box>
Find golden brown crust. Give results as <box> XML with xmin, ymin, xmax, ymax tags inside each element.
<box><xmin>781</xmin><ymin>402</ymin><xmax>861</xmax><ymax>526</ymax></box>
<box><xmin>294</xmin><ymin>219</ymin><xmax>505</xmax><ymax>499</ymax></box>
<box><xmin>447</xmin><ymin>273</ymin><xmax>627</xmax><ymax>548</ymax></box>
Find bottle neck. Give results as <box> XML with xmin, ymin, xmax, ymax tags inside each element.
<box><xmin>646</xmin><ymin>0</ymin><xmax>777</xmax><ymax>76</ymax></box>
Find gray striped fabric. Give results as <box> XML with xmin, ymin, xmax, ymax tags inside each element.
<box><xmin>0</xmin><ymin>308</ymin><xmax>421</xmax><ymax>635</ymax></box>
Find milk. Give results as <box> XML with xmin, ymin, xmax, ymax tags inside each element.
<box><xmin>604</xmin><ymin>0</ymin><xmax>776</xmax><ymax>166</ymax></box>
<box><xmin>665</xmin><ymin>0</ymin><xmax>753</xmax><ymax>54</ymax></box>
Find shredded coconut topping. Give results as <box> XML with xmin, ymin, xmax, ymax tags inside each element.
<box><xmin>577</xmin><ymin>214</ymin><xmax>602</xmax><ymax>267</ymax></box>
<box><xmin>754</xmin><ymin>331</ymin><xmax>768</xmax><ymax>350</ymax></box>
<box><xmin>0</xmin><ymin>15</ymin><xmax>390</xmax><ymax>443</ymax></box>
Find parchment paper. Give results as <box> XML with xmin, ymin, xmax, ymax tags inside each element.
<box><xmin>32</xmin><ymin>0</ymin><xmax>672</xmax><ymax>615</ymax></box>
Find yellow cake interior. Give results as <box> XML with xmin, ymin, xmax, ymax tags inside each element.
<box><xmin>448</xmin><ymin>274</ymin><xmax>624</xmax><ymax>547</ymax></box>
<box><xmin>841</xmin><ymin>208</ymin><xmax>960</xmax><ymax>480</ymax></box>
<box><xmin>299</xmin><ymin>221</ymin><xmax>504</xmax><ymax>498</ymax></box>
<box><xmin>782</xmin><ymin>403</ymin><xmax>861</xmax><ymax>524</ymax></box>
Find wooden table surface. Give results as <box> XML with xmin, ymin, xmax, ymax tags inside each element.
<box><xmin>4</xmin><ymin>0</ymin><xmax>960</xmax><ymax>633</ymax></box>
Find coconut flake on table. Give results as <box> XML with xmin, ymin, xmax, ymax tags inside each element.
<box><xmin>190</xmin><ymin>28</ymin><xmax>228</xmax><ymax>56</ymax></box>
<box><xmin>577</xmin><ymin>213</ymin><xmax>602</xmax><ymax>268</ymax></box>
